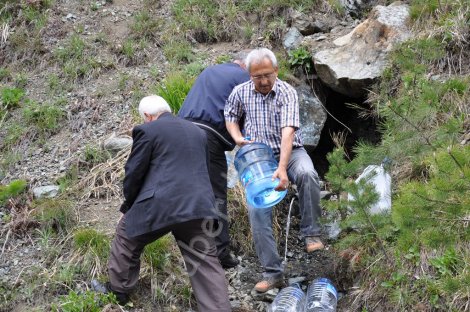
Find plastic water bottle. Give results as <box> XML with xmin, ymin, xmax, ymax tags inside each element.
<box><xmin>305</xmin><ymin>278</ymin><xmax>337</xmax><ymax>312</ymax></box>
<box><xmin>225</xmin><ymin>148</ymin><xmax>239</xmax><ymax>188</ymax></box>
<box><xmin>234</xmin><ymin>142</ymin><xmax>287</xmax><ymax>209</ymax></box>
<box><xmin>268</xmin><ymin>283</ymin><xmax>305</xmax><ymax>312</ymax></box>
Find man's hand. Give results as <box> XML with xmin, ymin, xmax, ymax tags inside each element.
<box><xmin>234</xmin><ymin>136</ymin><xmax>253</xmax><ymax>146</ymax></box>
<box><xmin>273</xmin><ymin>167</ymin><xmax>289</xmax><ymax>191</ymax></box>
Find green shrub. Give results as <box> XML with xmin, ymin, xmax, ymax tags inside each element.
<box><xmin>0</xmin><ymin>68</ymin><xmax>10</xmax><ymax>81</ymax></box>
<box><xmin>82</xmin><ymin>145</ymin><xmax>111</xmax><ymax>166</ymax></box>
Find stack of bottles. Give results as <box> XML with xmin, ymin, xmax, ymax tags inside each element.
<box><xmin>268</xmin><ymin>278</ymin><xmax>338</xmax><ymax>312</ymax></box>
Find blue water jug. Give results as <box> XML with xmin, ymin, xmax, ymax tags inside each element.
<box><xmin>234</xmin><ymin>142</ymin><xmax>287</xmax><ymax>209</ymax></box>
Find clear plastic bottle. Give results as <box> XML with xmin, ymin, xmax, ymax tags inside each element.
<box><xmin>268</xmin><ymin>283</ymin><xmax>305</xmax><ymax>312</ymax></box>
<box><xmin>305</xmin><ymin>278</ymin><xmax>337</xmax><ymax>312</ymax></box>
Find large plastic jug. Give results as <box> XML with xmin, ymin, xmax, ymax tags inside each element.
<box><xmin>234</xmin><ymin>142</ymin><xmax>287</xmax><ymax>209</ymax></box>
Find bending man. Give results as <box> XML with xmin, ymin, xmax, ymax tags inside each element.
<box><xmin>93</xmin><ymin>95</ymin><xmax>231</xmax><ymax>311</ymax></box>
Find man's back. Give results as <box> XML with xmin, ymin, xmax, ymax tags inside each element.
<box><xmin>178</xmin><ymin>62</ymin><xmax>249</xmax><ymax>134</ymax></box>
<box><xmin>123</xmin><ymin>112</ymin><xmax>217</xmax><ymax>237</ymax></box>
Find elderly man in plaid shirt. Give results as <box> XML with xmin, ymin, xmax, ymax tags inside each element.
<box><xmin>224</xmin><ymin>47</ymin><xmax>324</xmax><ymax>293</ymax></box>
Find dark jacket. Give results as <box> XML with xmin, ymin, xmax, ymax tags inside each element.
<box><xmin>178</xmin><ymin>62</ymin><xmax>250</xmax><ymax>150</ymax></box>
<box><xmin>121</xmin><ymin>112</ymin><xmax>217</xmax><ymax>237</ymax></box>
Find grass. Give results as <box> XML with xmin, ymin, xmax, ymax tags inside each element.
<box><xmin>143</xmin><ymin>234</ymin><xmax>173</xmax><ymax>270</ymax></box>
<box><xmin>33</xmin><ymin>198</ymin><xmax>76</xmax><ymax>233</ymax></box>
<box><xmin>153</xmin><ymin>71</ymin><xmax>195</xmax><ymax>113</ymax></box>
<box><xmin>22</xmin><ymin>99</ymin><xmax>64</xmax><ymax>135</ymax></box>
<box><xmin>54</xmin><ymin>34</ymin><xmax>114</xmax><ymax>81</ymax></box>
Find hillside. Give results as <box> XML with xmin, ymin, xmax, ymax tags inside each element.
<box><xmin>1</xmin><ymin>0</ymin><xmax>469</xmax><ymax>311</ymax></box>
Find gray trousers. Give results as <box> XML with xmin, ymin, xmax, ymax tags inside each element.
<box><xmin>248</xmin><ymin>147</ymin><xmax>321</xmax><ymax>278</ymax></box>
<box><xmin>108</xmin><ymin>216</ymin><xmax>231</xmax><ymax>312</ymax></box>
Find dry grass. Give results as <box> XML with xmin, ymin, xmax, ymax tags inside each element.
<box><xmin>76</xmin><ymin>148</ymin><xmax>129</xmax><ymax>200</ymax></box>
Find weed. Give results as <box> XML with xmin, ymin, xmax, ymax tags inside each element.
<box><xmin>288</xmin><ymin>46</ymin><xmax>314</xmax><ymax>74</ymax></box>
<box><xmin>215</xmin><ymin>54</ymin><xmax>231</xmax><ymax>64</ymax></box>
<box><xmin>0</xmin><ymin>179</ymin><xmax>27</xmax><ymax>205</ymax></box>
<box><xmin>53</xmin><ymin>290</ymin><xmax>117</xmax><ymax>312</ymax></box>
<box><xmin>82</xmin><ymin>145</ymin><xmax>111</xmax><ymax>166</ymax></box>
<box><xmin>56</xmin><ymin>164</ymin><xmax>79</xmax><ymax>193</ymax></box>
<box><xmin>73</xmin><ymin>228</ymin><xmax>110</xmax><ymax>261</ymax></box>
<box><xmin>163</xmin><ymin>40</ymin><xmax>194</xmax><ymax>64</ymax></box>
<box><xmin>22</xmin><ymin>99</ymin><xmax>64</xmax><ymax>135</ymax></box>
<box><xmin>36</xmin><ymin>227</ymin><xmax>54</xmax><ymax>249</ymax></box>
<box><xmin>33</xmin><ymin>198</ymin><xmax>75</xmax><ymax>233</ymax></box>
<box><xmin>0</xmin><ymin>67</ymin><xmax>11</xmax><ymax>81</ymax></box>
<box><xmin>143</xmin><ymin>234</ymin><xmax>172</xmax><ymax>270</ymax></box>
<box><xmin>183</xmin><ymin>61</ymin><xmax>206</xmax><ymax>76</ymax></box>
<box><xmin>1</xmin><ymin>87</ymin><xmax>25</xmax><ymax>109</ymax></box>
<box><xmin>130</xmin><ymin>11</ymin><xmax>163</xmax><ymax>40</ymax></box>
<box><xmin>154</xmin><ymin>71</ymin><xmax>194</xmax><ymax>113</ymax></box>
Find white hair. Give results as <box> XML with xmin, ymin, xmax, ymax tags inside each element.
<box><xmin>246</xmin><ymin>48</ymin><xmax>278</xmax><ymax>72</ymax></box>
<box><xmin>138</xmin><ymin>95</ymin><xmax>171</xmax><ymax>120</ymax></box>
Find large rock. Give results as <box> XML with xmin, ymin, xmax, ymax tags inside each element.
<box><xmin>313</xmin><ymin>2</ymin><xmax>411</xmax><ymax>98</ymax></box>
<box><xmin>297</xmin><ymin>84</ymin><xmax>326</xmax><ymax>148</ymax></box>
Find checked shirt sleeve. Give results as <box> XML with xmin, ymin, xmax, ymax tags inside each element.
<box><xmin>224</xmin><ymin>85</ymin><xmax>244</xmax><ymax>123</ymax></box>
<box><xmin>280</xmin><ymin>83</ymin><xmax>300</xmax><ymax>129</ymax></box>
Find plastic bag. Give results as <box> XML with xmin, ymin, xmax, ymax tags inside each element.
<box><xmin>348</xmin><ymin>165</ymin><xmax>392</xmax><ymax>214</ymax></box>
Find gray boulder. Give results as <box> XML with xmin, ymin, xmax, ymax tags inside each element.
<box><xmin>313</xmin><ymin>2</ymin><xmax>411</xmax><ymax>98</ymax></box>
<box><xmin>283</xmin><ymin>27</ymin><xmax>303</xmax><ymax>51</ymax></box>
<box><xmin>297</xmin><ymin>84</ymin><xmax>327</xmax><ymax>148</ymax></box>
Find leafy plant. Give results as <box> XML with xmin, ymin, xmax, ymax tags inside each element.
<box><xmin>288</xmin><ymin>47</ymin><xmax>314</xmax><ymax>74</ymax></box>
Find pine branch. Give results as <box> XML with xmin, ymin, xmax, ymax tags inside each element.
<box><xmin>386</xmin><ymin>103</ymin><xmax>436</xmax><ymax>150</ymax></box>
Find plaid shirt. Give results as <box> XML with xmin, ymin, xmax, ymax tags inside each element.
<box><xmin>224</xmin><ymin>78</ymin><xmax>303</xmax><ymax>155</ymax></box>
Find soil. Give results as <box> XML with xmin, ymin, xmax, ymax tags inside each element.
<box><xmin>0</xmin><ymin>0</ymin><xmax>356</xmax><ymax>311</ymax></box>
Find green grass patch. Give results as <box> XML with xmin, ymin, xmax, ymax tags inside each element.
<box><xmin>0</xmin><ymin>179</ymin><xmax>27</xmax><ymax>205</ymax></box>
<box><xmin>22</xmin><ymin>99</ymin><xmax>64</xmax><ymax>135</ymax></box>
<box><xmin>143</xmin><ymin>234</ymin><xmax>173</xmax><ymax>270</ymax></box>
<box><xmin>53</xmin><ymin>290</ymin><xmax>117</xmax><ymax>312</ymax></box>
<box><xmin>33</xmin><ymin>198</ymin><xmax>76</xmax><ymax>233</ymax></box>
<box><xmin>154</xmin><ymin>71</ymin><xmax>194</xmax><ymax>113</ymax></box>
<box><xmin>1</xmin><ymin>87</ymin><xmax>25</xmax><ymax>109</ymax></box>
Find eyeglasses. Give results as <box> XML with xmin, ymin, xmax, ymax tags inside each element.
<box><xmin>251</xmin><ymin>72</ymin><xmax>277</xmax><ymax>81</ymax></box>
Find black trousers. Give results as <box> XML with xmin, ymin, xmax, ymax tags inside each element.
<box><xmin>108</xmin><ymin>216</ymin><xmax>231</xmax><ymax>312</ymax></box>
<box><xmin>204</xmin><ymin>129</ymin><xmax>231</xmax><ymax>258</ymax></box>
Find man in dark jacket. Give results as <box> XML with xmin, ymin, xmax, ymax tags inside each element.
<box><xmin>178</xmin><ymin>51</ymin><xmax>250</xmax><ymax>269</ymax></box>
<box><xmin>93</xmin><ymin>95</ymin><xmax>231</xmax><ymax>311</ymax></box>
